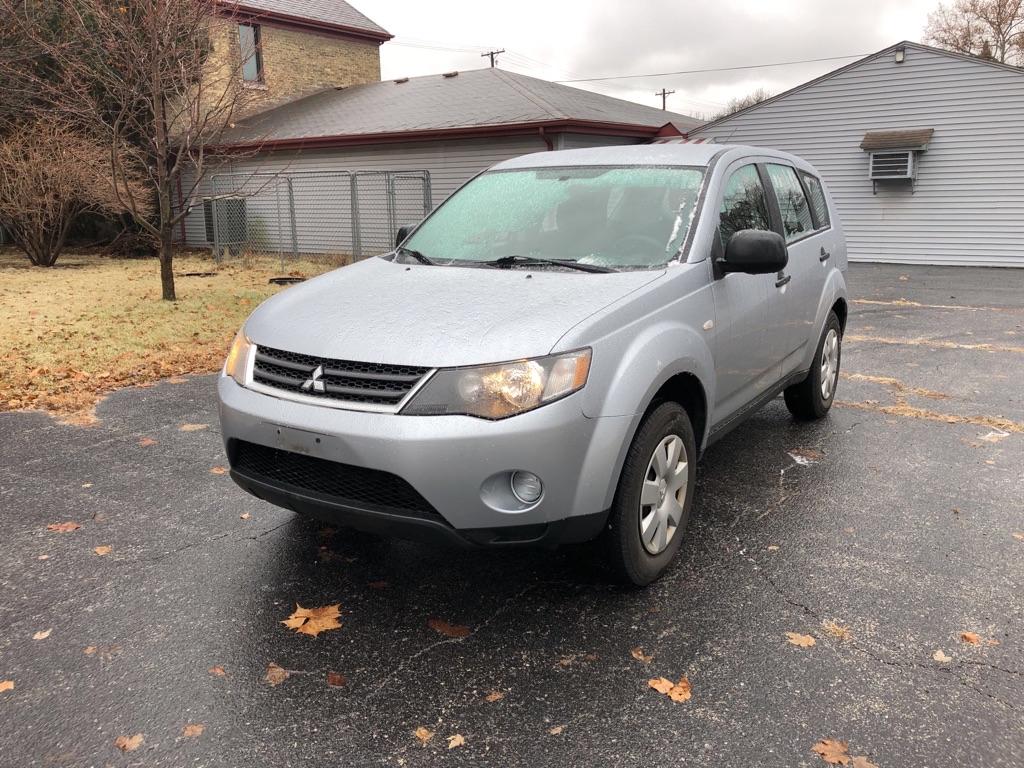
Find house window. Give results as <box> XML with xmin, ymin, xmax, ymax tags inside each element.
<box><xmin>238</xmin><ymin>23</ymin><xmax>263</xmax><ymax>83</ymax></box>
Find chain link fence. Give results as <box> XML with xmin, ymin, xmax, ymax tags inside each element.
<box><xmin>204</xmin><ymin>169</ymin><xmax>432</xmax><ymax>269</ymax></box>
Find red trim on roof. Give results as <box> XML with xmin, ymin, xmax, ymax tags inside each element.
<box><xmin>218</xmin><ymin>3</ymin><xmax>393</xmax><ymax>43</ymax></box>
<box><xmin>216</xmin><ymin>119</ymin><xmax>673</xmax><ymax>152</ymax></box>
<box><xmin>654</xmin><ymin>123</ymin><xmax>685</xmax><ymax>138</ymax></box>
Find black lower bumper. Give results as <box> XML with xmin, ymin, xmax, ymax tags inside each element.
<box><xmin>230</xmin><ymin>469</ymin><xmax>608</xmax><ymax>549</ymax></box>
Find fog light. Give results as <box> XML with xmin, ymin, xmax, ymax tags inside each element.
<box><xmin>510</xmin><ymin>471</ymin><xmax>543</xmax><ymax>504</ymax></box>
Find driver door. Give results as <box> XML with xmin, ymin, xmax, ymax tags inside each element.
<box><xmin>709</xmin><ymin>163</ymin><xmax>781</xmax><ymax>424</ymax></box>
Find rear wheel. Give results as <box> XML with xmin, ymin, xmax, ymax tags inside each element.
<box><xmin>604</xmin><ymin>402</ymin><xmax>696</xmax><ymax>586</ymax></box>
<box><xmin>784</xmin><ymin>311</ymin><xmax>842</xmax><ymax>420</ymax></box>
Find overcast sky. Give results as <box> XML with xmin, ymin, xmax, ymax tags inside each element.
<box><xmin>359</xmin><ymin>0</ymin><xmax>938</xmax><ymax>119</ymax></box>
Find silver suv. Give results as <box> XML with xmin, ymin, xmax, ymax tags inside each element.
<box><xmin>219</xmin><ymin>143</ymin><xmax>847</xmax><ymax>585</ymax></box>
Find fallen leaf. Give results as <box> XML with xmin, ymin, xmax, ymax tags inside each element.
<box><xmin>822</xmin><ymin>619</ymin><xmax>853</xmax><ymax>642</ymax></box>
<box><xmin>0</xmin><ymin>680</ymin><xmax>13</xmax><ymax>693</ymax></box>
<box><xmin>766</xmin><ymin>545</ymin><xmax>780</xmax><ymax>551</ymax></box>
<box><xmin>960</xmin><ymin>631</ymin><xmax>981</xmax><ymax>645</ymax></box>
<box><xmin>979</xmin><ymin>429</ymin><xmax>1009</xmax><ymax>443</ymax></box>
<box><xmin>484</xmin><ymin>691</ymin><xmax>504</xmax><ymax>702</ymax></box>
<box><xmin>83</xmin><ymin>646</ymin><xmax>97</xmax><ymax>655</ymax></box>
<box><xmin>32</xmin><ymin>629</ymin><xmax>51</xmax><ymax>640</ymax></box>
<box><xmin>37</xmin><ymin>555</ymin><xmax>49</xmax><ymax>560</ymax></box>
<box><xmin>327</xmin><ymin>671</ymin><xmax>347</xmax><ymax>687</ymax></box>
<box><xmin>414</xmin><ymin>726</ymin><xmax>434</xmax><ymax>745</ymax></box>
<box><xmin>447</xmin><ymin>734</ymin><xmax>466</xmax><ymax>749</ymax></box>
<box><xmin>987</xmin><ymin>638</ymin><xmax>1001</xmax><ymax>646</ymax></box>
<box><xmin>367</xmin><ymin>580</ymin><xmax>388</xmax><ymax>590</ymax></box>
<box><xmin>210</xmin><ymin>466</ymin><xmax>228</xmax><ymax>475</ymax></box>
<box><xmin>82</xmin><ymin>482</ymin><xmax>93</xmax><ymax>488</ymax></box>
<box><xmin>94</xmin><ymin>545</ymin><xmax>112</xmax><ymax>556</ymax></box>
<box><xmin>1013</xmin><ymin>532</ymin><xmax>1024</xmax><ymax>541</ymax></box>
<box><xmin>631</xmin><ymin>647</ymin><xmax>654</xmax><ymax>663</ymax></box>
<box><xmin>114</xmin><ymin>734</ymin><xmax>144</xmax><ymax>752</ymax></box>
<box><xmin>281</xmin><ymin>604</ymin><xmax>343</xmax><ymax>637</ymax></box>
<box><xmin>548</xmin><ymin>725</ymin><xmax>565</xmax><ymax>735</ymax></box>
<box><xmin>182</xmin><ymin>723</ymin><xmax>204</xmax><ymax>738</ymax></box>
<box><xmin>850</xmin><ymin>757</ymin><xmax>879</xmax><ymax>768</ymax></box>
<box><xmin>208</xmin><ymin>665</ymin><xmax>226</xmax><ymax>677</ymax></box>
<box><xmin>239</xmin><ymin>512</ymin><xmax>251</xmax><ymax>520</ymax></box>
<box><xmin>933</xmin><ymin>649</ymin><xmax>952</xmax><ymax>663</ymax></box>
<box><xmin>47</xmin><ymin>522</ymin><xmax>80</xmax><ymax>533</ymax></box>
<box><xmin>648</xmin><ymin>676</ymin><xmax>692</xmax><ymax>703</ymax></box>
<box><xmin>179</xmin><ymin>423</ymin><xmax>208</xmax><ymax>432</ymax></box>
<box><xmin>812</xmin><ymin>738</ymin><xmax>851</xmax><ymax>765</ymax></box>
<box><xmin>427</xmin><ymin>618</ymin><xmax>471</xmax><ymax>638</ymax></box>
<box><xmin>788</xmin><ymin>448</ymin><xmax>823</xmax><ymax>465</ymax></box>
<box><xmin>786</xmin><ymin>632</ymin><xmax>816</xmax><ymax>648</ymax></box>
<box><xmin>138</xmin><ymin>437</ymin><xmax>158</xmax><ymax>447</ymax></box>
<box><xmin>264</xmin><ymin>662</ymin><xmax>289</xmax><ymax>686</ymax></box>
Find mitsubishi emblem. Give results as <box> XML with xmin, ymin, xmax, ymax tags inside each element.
<box><xmin>301</xmin><ymin>365</ymin><xmax>326</xmax><ymax>393</ymax></box>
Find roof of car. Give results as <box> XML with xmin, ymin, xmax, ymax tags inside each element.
<box><xmin>493</xmin><ymin>143</ymin><xmax>815</xmax><ymax>173</ymax></box>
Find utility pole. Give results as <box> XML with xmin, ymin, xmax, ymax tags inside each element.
<box><xmin>656</xmin><ymin>88</ymin><xmax>676</xmax><ymax>110</ymax></box>
<box><xmin>481</xmin><ymin>49</ymin><xmax>505</xmax><ymax>68</ymax></box>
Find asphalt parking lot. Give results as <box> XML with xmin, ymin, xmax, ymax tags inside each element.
<box><xmin>1</xmin><ymin>263</ymin><xmax>1022</xmax><ymax>767</ymax></box>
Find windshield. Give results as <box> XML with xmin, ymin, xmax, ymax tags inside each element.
<box><xmin>400</xmin><ymin>165</ymin><xmax>706</xmax><ymax>271</ymax></box>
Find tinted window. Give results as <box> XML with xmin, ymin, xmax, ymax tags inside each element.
<box><xmin>766</xmin><ymin>164</ymin><xmax>814</xmax><ymax>242</ymax></box>
<box><xmin>800</xmin><ymin>172</ymin><xmax>830</xmax><ymax>229</ymax></box>
<box><xmin>718</xmin><ymin>165</ymin><xmax>771</xmax><ymax>246</ymax></box>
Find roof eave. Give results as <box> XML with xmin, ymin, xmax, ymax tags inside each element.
<box><xmin>218</xmin><ymin>3</ymin><xmax>393</xmax><ymax>43</ymax></box>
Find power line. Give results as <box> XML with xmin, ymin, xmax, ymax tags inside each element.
<box><xmin>481</xmin><ymin>49</ymin><xmax>506</xmax><ymax>67</ymax></box>
<box><xmin>556</xmin><ymin>53</ymin><xmax>869</xmax><ymax>83</ymax></box>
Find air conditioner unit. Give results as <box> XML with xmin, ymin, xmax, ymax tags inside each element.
<box><xmin>869</xmin><ymin>150</ymin><xmax>915</xmax><ymax>180</ymax></box>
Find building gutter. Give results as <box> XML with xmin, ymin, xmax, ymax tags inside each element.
<box><xmin>218</xmin><ymin>3</ymin><xmax>393</xmax><ymax>44</ymax></box>
<box><xmin>538</xmin><ymin>126</ymin><xmax>554</xmax><ymax>151</ymax></box>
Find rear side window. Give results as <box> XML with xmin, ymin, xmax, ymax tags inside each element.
<box><xmin>719</xmin><ymin>164</ymin><xmax>771</xmax><ymax>246</ymax></box>
<box><xmin>766</xmin><ymin>164</ymin><xmax>814</xmax><ymax>243</ymax></box>
<box><xmin>800</xmin><ymin>172</ymin><xmax>831</xmax><ymax>229</ymax></box>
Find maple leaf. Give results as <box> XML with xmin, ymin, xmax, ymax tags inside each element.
<box><xmin>94</xmin><ymin>546</ymin><xmax>112</xmax><ymax>556</ymax></box>
<box><xmin>264</xmin><ymin>662</ymin><xmax>289</xmax><ymax>686</ymax></box>
<box><xmin>786</xmin><ymin>632</ymin><xmax>816</xmax><ymax>648</ymax></box>
<box><xmin>0</xmin><ymin>680</ymin><xmax>13</xmax><ymax>693</ymax></box>
<box><xmin>822</xmin><ymin>619</ymin><xmax>853</xmax><ymax>642</ymax></box>
<box><xmin>812</xmin><ymin>739</ymin><xmax>851</xmax><ymax>765</ymax></box>
<box><xmin>114</xmin><ymin>734</ymin><xmax>144</xmax><ymax>752</ymax></box>
<box><xmin>208</xmin><ymin>665</ymin><xmax>226</xmax><ymax>677</ymax></box>
<box><xmin>327</xmin><ymin>671</ymin><xmax>347</xmax><ymax>687</ymax></box>
<box><xmin>851</xmin><ymin>757</ymin><xmax>879</xmax><ymax>768</ymax></box>
<box><xmin>484</xmin><ymin>691</ymin><xmax>504</xmax><ymax>702</ymax></box>
<box><xmin>182</xmin><ymin>723</ymin><xmax>204</xmax><ymax>738</ymax></box>
<box><xmin>47</xmin><ymin>522</ymin><xmax>80</xmax><ymax>533</ymax></box>
<box><xmin>414</xmin><ymin>726</ymin><xmax>434</xmax><ymax>745</ymax></box>
<box><xmin>548</xmin><ymin>725</ymin><xmax>565</xmax><ymax>735</ymax></box>
<box><xmin>447</xmin><ymin>734</ymin><xmax>466</xmax><ymax>749</ymax></box>
<box><xmin>427</xmin><ymin>618</ymin><xmax>471</xmax><ymax>638</ymax></box>
<box><xmin>138</xmin><ymin>437</ymin><xmax>158</xmax><ymax>447</ymax></box>
<box><xmin>32</xmin><ymin>628</ymin><xmax>51</xmax><ymax>640</ymax></box>
<box><xmin>648</xmin><ymin>676</ymin><xmax>692</xmax><ymax>703</ymax></box>
<box><xmin>179</xmin><ymin>423</ymin><xmax>208</xmax><ymax>432</ymax></box>
<box><xmin>281</xmin><ymin>604</ymin><xmax>343</xmax><ymax>637</ymax></box>
<box><xmin>933</xmin><ymin>649</ymin><xmax>952</xmax><ymax>663</ymax></box>
<box><xmin>631</xmin><ymin>647</ymin><xmax>654</xmax><ymax>663</ymax></box>
<box><xmin>239</xmin><ymin>512</ymin><xmax>251</xmax><ymax>520</ymax></box>
<box><xmin>210</xmin><ymin>466</ymin><xmax>228</xmax><ymax>475</ymax></box>
<box><xmin>960</xmin><ymin>631</ymin><xmax>981</xmax><ymax>645</ymax></box>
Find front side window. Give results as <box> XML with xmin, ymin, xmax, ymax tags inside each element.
<box><xmin>718</xmin><ymin>164</ymin><xmax>771</xmax><ymax>246</ymax></box>
<box><xmin>766</xmin><ymin>164</ymin><xmax>814</xmax><ymax>242</ymax></box>
<box><xmin>800</xmin><ymin>172</ymin><xmax>831</xmax><ymax>229</ymax></box>
<box><xmin>401</xmin><ymin>166</ymin><xmax>706</xmax><ymax>270</ymax></box>
<box><xmin>239</xmin><ymin>23</ymin><xmax>263</xmax><ymax>83</ymax></box>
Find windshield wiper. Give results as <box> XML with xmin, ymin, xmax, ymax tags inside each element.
<box><xmin>482</xmin><ymin>255</ymin><xmax>614</xmax><ymax>274</ymax></box>
<box><xmin>396</xmin><ymin>246</ymin><xmax>436</xmax><ymax>266</ymax></box>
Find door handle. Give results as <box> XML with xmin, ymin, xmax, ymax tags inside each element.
<box><xmin>775</xmin><ymin>274</ymin><xmax>792</xmax><ymax>288</ymax></box>
<box><xmin>819</xmin><ymin>247</ymin><xmax>831</xmax><ymax>262</ymax></box>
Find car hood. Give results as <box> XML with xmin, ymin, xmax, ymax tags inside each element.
<box><xmin>244</xmin><ymin>257</ymin><xmax>663</xmax><ymax>367</ymax></box>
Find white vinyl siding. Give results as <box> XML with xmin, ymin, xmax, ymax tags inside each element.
<box><xmin>691</xmin><ymin>46</ymin><xmax>1024</xmax><ymax>267</ymax></box>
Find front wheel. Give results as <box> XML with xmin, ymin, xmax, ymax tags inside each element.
<box><xmin>784</xmin><ymin>311</ymin><xmax>842</xmax><ymax>420</ymax></box>
<box><xmin>603</xmin><ymin>402</ymin><xmax>697</xmax><ymax>587</ymax></box>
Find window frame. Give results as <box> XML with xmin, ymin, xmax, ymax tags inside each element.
<box><xmin>238</xmin><ymin>22</ymin><xmax>264</xmax><ymax>84</ymax></box>
<box><xmin>761</xmin><ymin>162</ymin><xmax>823</xmax><ymax>246</ymax></box>
<box><xmin>797</xmin><ymin>171</ymin><xmax>831</xmax><ymax>232</ymax></box>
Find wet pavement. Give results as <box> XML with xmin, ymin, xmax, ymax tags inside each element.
<box><xmin>1</xmin><ymin>263</ymin><xmax>1022</xmax><ymax>767</ymax></box>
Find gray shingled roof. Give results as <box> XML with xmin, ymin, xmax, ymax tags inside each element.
<box><xmin>223</xmin><ymin>68</ymin><xmax>702</xmax><ymax>145</ymax></box>
<box><xmin>232</xmin><ymin>0</ymin><xmax>389</xmax><ymax>37</ymax></box>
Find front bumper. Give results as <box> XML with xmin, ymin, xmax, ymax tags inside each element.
<box><xmin>217</xmin><ymin>376</ymin><xmax>632</xmax><ymax>546</ymax></box>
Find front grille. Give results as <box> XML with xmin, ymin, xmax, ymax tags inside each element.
<box><xmin>230</xmin><ymin>440</ymin><xmax>445</xmax><ymax>522</ymax></box>
<box><xmin>252</xmin><ymin>345</ymin><xmax>430</xmax><ymax>407</ymax></box>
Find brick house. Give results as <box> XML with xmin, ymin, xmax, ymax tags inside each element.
<box><xmin>181</xmin><ymin>0</ymin><xmax>701</xmax><ymax>257</ymax></box>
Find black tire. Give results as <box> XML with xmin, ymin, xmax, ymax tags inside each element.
<box><xmin>784</xmin><ymin>311</ymin><xmax>842</xmax><ymax>420</ymax></box>
<box><xmin>604</xmin><ymin>402</ymin><xmax>697</xmax><ymax>587</ymax></box>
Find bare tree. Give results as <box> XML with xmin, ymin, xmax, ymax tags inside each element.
<box><xmin>925</xmin><ymin>0</ymin><xmax>1024</xmax><ymax>64</ymax></box>
<box><xmin>2</xmin><ymin>0</ymin><xmax>257</xmax><ymax>300</ymax></box>
<box><xmin>0</xmin><ymin>119</ymin><xmax>149</xmax><ymax>266</ymax></box>
<box><xmin>715</xmin><ymin>87</ymin><xmax>773</xmax><ymax>120</ymax></box>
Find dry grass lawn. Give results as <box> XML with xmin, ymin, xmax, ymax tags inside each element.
<box><xmin>0</xmin><ymin>249</ymin><xmax>334</xmax><ymax>423</ymax></box>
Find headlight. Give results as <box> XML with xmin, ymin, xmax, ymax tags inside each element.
<box><xmin>403</xmin><ymin>349</ymin><xmax>591</xmax><ymax>419</ymax></box>
<box><xmin>223</xmin><ymin>329</ymin><xmax>254</xmax><ymax>385</ymax></box>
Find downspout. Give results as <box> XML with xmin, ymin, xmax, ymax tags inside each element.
<box><xmin>538</xmin><ymin>126</ymin><xmax>554</xmax><ymax>151</ymax></box>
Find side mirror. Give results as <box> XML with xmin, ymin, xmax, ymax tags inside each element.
<box><xmin>721</xmin><ymin>229</ymin><xmax>788</xmax><ymax>275</ymax></box>
<box><xmin>395</xmin><ymin>225</ymin><xmax>413</xmax><ymax>248</ymax></box>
